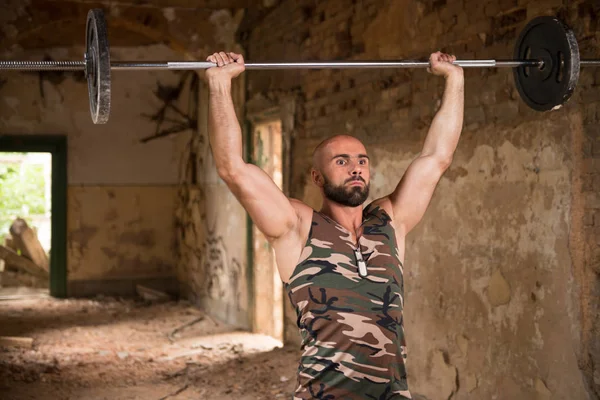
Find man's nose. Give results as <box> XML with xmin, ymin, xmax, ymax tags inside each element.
<box><xmin>350</xmin><ymin>161</ymin><xmax>363</xmax><ymax>175</ymax></box>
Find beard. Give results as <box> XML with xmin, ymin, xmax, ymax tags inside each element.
<box><xmin>323</xmin><ymin>174</ymin><xmax>370</xmax><ymax>207</ymax></box>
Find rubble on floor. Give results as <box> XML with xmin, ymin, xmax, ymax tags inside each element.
<box><xmin>0</xmin><ymin>296</ymin><xmax>299</xmax><ymax>399</ymax></box>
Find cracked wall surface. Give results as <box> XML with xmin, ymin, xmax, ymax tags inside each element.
<box><xmin>0</xmin><ymin>45</ymin><xmax>183</xmax><ymax>292</ymax></box>
<box><xmin>0</xmin><ymin>1</ymin><xmax>254</xmax><ymax>298</ymax></box>
<box><xmin>247</xmin><ymin>0</ymin><xmax>600</xmax><ymax>398</ymax></box>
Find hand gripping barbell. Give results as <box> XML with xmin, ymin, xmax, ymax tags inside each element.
<box><xmin>0</xmin><ymin>9</ymin><xmax>598</xmax><ymax>124</ymax></box>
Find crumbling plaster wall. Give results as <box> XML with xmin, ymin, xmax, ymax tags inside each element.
<box><xmin>0</xmin><ymin>1</ymin><xmax>253</xmax><ymax>299</ymax></box>
<box><xmin>175</xmin><ymin>72</ymin><xmax>251</xmax><ymax>328</ymax></box>
<box><xmin>247</xmin><ymin>0</ymin><xmax>600</xmax><ymax>398</ymax></box>
<box><xmin>0</xmin><ymin>44</ymin><xmax>183</xmax><ymax>293</ymax></box>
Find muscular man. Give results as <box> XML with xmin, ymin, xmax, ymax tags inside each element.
<box><xmin>206</xmin><ymin>51</ymin><xmax>464</xmax><ymax>399</ymax></box>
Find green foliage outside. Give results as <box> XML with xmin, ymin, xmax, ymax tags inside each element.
<box><xmin>0</xmin><ymin>153</ymin><xmax>48</xmax><ymax>245</ymax></box>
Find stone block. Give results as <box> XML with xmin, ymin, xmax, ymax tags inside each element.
<box><xmin>584</xmin><ymin>212</ymin><xmax>595</xmax><ymax>226</ymax></box>
<box><xmin>582</xmin><ymin>159</ymin><xmax>600</xmax><ymax>174</ymax></box>
<box><xmin>586</xmin><ymin>192</ymin><xmax>600</xmax><ymax>209</ymax></box>
<box><xmin>582</xmin><ymin>174</ymin><xmax>594</xmax><ymax>192</ymax></box>
<box><xmin>593</xmin><ymin>140</ymin><xmax>600</xmax><ymax>157</ymax></box>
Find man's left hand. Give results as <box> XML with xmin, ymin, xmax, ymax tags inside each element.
<box><xmin>428</xmin><ymin>51</ymin><xmax>463</xmax><ymax>78</ymax></box>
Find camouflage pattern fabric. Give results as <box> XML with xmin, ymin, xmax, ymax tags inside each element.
<box><xmin>284</xmin><ymin>204</ymin><xmax>411</xmax><ymax>400</ymax></box>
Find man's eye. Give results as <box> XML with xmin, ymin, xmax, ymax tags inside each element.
<box><xmin>336</xmin><ymin>159</ymin><xmax>345</xmax><ymax>165</ymax></box>
<box><xmin>359</xmin><ymin>160</ymin><xmax>367</xmax><ymax>165</ymax></box>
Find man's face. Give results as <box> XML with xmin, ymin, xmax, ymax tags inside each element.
<box><xmin>313</xmin><ymin>136</ymin><xmax>371</xmax><ymax>207</ymax></box>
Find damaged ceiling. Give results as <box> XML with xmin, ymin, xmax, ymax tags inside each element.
<box><xmin>0</xmin><ymin>0</ymin><xmax>281</xmax><ymax>51</ymax></box>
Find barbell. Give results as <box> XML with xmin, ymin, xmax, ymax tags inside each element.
<box><xmin>1</xmin><ymin>9</ymin><xmax>599</xmax><ymax>124</ymax></box>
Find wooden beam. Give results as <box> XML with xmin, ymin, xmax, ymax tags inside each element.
<box><xmin>0</xmin><ymin>245</ymin><xmax>48</xmax><ymax>278</ymax></box>
<box><xmin>9</xmin><ymin>218</ymin><xmax>49</xmax><ymax>273</ymax></box>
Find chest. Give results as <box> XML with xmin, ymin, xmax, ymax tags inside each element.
<box><xmin>293</xmin><ymin>219</ymin><xmax>404</xmax><ymax>307</ymax></box>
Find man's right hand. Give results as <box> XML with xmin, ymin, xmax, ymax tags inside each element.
<box><xmin>205</xmin><ymin>51</ymin><xmax>245</xmax><ymax>81</ymax></box>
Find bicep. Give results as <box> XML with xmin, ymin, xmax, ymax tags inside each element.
<box><xmin>224</xmin><ymin>163</ymin><xmax>298</xmax><ymax>240</ymax></box>
<box><xmin>388</xmin><ymin>155</ymin><xmax>447</xmax><ymax>235</ymax></box>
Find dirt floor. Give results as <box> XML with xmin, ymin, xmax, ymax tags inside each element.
<box><xmin>0</xmin><ymin>295</ymin><xmax>299</xmax><ymax>399</ymax></box>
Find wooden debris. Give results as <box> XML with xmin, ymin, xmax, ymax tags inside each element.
<box><xmin>9</xmin><ymin>218</ymin><xmax>49</xmax><ymax>272</ymax></box>
<box><xmin>0</xmin><ymin>245</ymin><xmax>48</xmax><ymax>277</ymax></box>
<box><xmin>135</xmin><ymin>285</ymin><xmax>171</xmax><ymax>302</ymax></box>
<box><xmin>4</xmin><ymin>235</ymin><xmax>16</xmax><ymax>251</ymax></box>
<box><xmin>0</xmin><ymin>336</ymin><xmax>34</xmax><ymax>349</ymax></box>
<box><xmin>158</xmin><ymin>384</ymin><xmax>189</xmax><ymax>400</ymax></box>
<box><xmin>0</xmin><ymin>287</ymin><xmax>49</xmax><ymax>301</ymax></box>
<box><xmin>168</xmin><ymin>316</ymin><xmax>205</xmax><ymax>342</ymax></box>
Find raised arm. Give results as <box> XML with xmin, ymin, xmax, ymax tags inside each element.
<box><xmin>206</xmin><ymin>51</ymin><xmax>298</xmax><ymax>241</ymax></box>
<box><xmin>385</xmin><ymin>52</ymin><xmax>464</xmax><ymax>236</ymax></box>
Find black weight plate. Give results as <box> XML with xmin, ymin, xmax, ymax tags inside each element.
<box><xmin>513</xmin><ymin>16</ymin><xmax>580</xmax><ymax>111</ymax></box>
<box><xmin>85</xmin><ymin>9</ymin><xmax>111</xmax><ymax>124</ymax></box>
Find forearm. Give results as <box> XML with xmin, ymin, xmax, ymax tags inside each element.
<box><xmin>208</xmin><ymin>78</ymin><xmax>245</xmax><ymax>177</ymax></box>
<box><xmin>421</xmin><ymin>73</ymin><xmax>464</xmax><ymax>160</ymax></box>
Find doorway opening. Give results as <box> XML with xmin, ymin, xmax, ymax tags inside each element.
<box><xmin>0</xmin><ymin>152</ymin><xmax>51</xmax><ymax>295</ymax></box>
<box><xmin>0</xmin><ymin>135</ymin><xmax>67</xmax><ymax>298</ymax></box>
<box><xmin>251</xmin><ymin>119</ymin><xmax>284</xmax><ymax>342</ymax></box>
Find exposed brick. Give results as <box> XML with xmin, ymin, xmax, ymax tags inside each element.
<box><xmin>586</xmin><ymin>193</ymin><xmax>600</xmax><ymax>209</ymax></box>
<box><xmin>584</xmin><ymin>212</ymin><xmax>595</xmax><ymax>226</ymax></box>
<box><xmin>583</xmin><ymin>139</ymin><xmax>594</xmax><ymax>158</ymax></box>
<box><xmin>594</xmin><ymin>175</ymin><xmax>600</xmax><ymax>192</ymax></box>
<box><xmin>594</xmin><ymin>210</ymin><xmax>600</xmax><ymax>226</ymax></box>
<box><xmin>582</xmin><ymin>174</ymin><xmax>594</xmax><ymax>192</ymax></box>
<box><xmin>526</xmin><ymin>0</ymin><xmax>564</xmax><ymax>18</ymax></box>
<box><xmin>581</xmin><ymin>87</ymin><xmax>600</xmax><ymax>104</ymax></box>
<box><xmin>583</xmin><ymin>159</ymin><xmax>600</xmax><ymax>174</ymax></box>
<box><xmin>492</xmin><ymin>8</ymin><xmax>526</xmax><ymax>29</ymax></box>
<box><xmin>439</xmin><ymin>0</ymin><xmax>464</xmax><ymax>21</ymax></box>
<box><xmin>584</xmin><ymin>103</ymin><xmax>598</xmax><ymax>122</ymax></box>
<box><xmin>593</xmin><ymin>140</ymin><xmax>600</xmax><ymax>157</ymax></box>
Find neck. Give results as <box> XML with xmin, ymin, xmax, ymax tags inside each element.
<box><xmin>320</xmin><ymin>200</ymin><xmax>364</xmax><ymax>234</ymax></box>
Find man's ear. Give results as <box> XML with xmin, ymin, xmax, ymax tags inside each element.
<box><xmin>311</xmin><ymin>169</ymin><xmax>323</xmax><ymax>187</ymax></box>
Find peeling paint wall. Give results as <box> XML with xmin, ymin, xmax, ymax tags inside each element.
<box><xmin>0</xmin><ymin>45</ymin><xmax>183</xmax><ymax>290</ymax></box>
<box><xmin>68</xmin><ymin>186</ymin><xmax>177</xmax><ymax>280</ymax></box>
<box><xmin>248</xmin><ymin>0</ymin><xmax>600</xmax><ymax>398</ymax></box>
<box><xmin>0</xmin><ymin>1</ymin><xmax>263</xmax><ymax>306</ymax></box>
<box><xmin>173</xmin><ymin>8</ymin><xmax>251</xmax><ymax>328</ymax></box>
<box><xmin>175</xmin><ymin>72</ymin><xmax>250</xmax><ymax>328</ymax></box>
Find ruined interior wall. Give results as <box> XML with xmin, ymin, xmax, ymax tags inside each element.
<box><xmin>175</xmin><ymin>74</ymin><xmax>250</xmax><ymax>329</ymax></box>
<box><xmin>172</xmin><ymin>10</ymin><xmax>252</xmax><ymax>328</ymax></box>
<box><xmin>0</xmin><ymin>2</ymin><xmax>213</xmax><ymax>294</ymax></box>
<box><xmin>0</xmin><ymin>1</ymin><xmax>260</xmax><ymax>310</ymax></box>
<box><xmin>248</xmin><ymin>0</ymin><xmax>600</xmax><ymax>398</ymax></box>
<box><xmin>0</xmin><ymin>45</ymin><xmax>183</xmax><ymax>293</ymax></box>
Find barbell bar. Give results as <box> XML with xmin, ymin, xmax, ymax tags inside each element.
<box><xmin>0</xmin><ymin>8</ymin><xmax>598</xmax><ymax>124</ymax></box>
<box><xmin>5</xmin><ymin>59</ymin><xmax>600</xmax><ymax>71</ymax></box>
<box><xmin>0</xmin><ymin>60</ymin><xmax>544</xmax><ymax>70</ymax></box>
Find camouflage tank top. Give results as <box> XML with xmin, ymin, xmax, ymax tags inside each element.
<box><xmin>284</xmin><ymin>204</ymin><xmax>411</xmax><ymax>399</ymax></box>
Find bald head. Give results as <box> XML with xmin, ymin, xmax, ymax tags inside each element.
<box><xmin>312</xmin><ymin>135</ymin><xmax>367</xmax><ymax>171</ymax></box>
